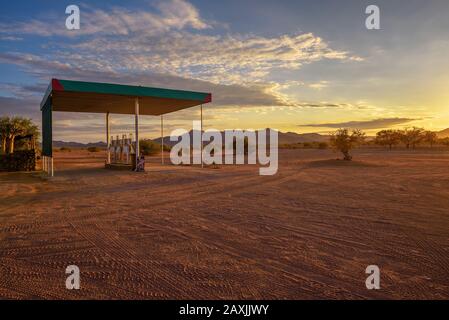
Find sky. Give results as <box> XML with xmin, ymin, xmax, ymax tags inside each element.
<box><xmin>0</xmin><ymin>0</ymin><xmax>449</xmax><ymax>142</ymax></box>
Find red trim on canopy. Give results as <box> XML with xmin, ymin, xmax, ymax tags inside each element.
<box><xmin>52</xmin><ymin>79</ymin><xmax>64</xmax><ymax>91</ymax></box>
<box><xmin>204</xmin><ymin>93</ymin><xmax>212</xmax><ymax>103</ymax></box>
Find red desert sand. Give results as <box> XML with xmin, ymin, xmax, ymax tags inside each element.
<box><xmin>0</xmin><ymin>148</ymin><xmax>448</xmax><ymax>299</ymax></box>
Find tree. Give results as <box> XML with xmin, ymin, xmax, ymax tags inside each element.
<box><xmin>9</xmin><ymin>117</ymin><xmax>38</xmax><ymax>153</ymax></box>
<box><xmin>423</xmin><ymin>131</ymin><xmax>438</xmax><ymax>148</ymax></box>
<box><xmin>439</xmin><ymin>137</ymin><xmax>449</xmax><ymax>147</ymax></box>
<box><xmin>0</xmin><ymin>116</ymin><xmax>9</xmax><ymax>154</ymax></box>
<box><xmin>7</xmin><ymin>117</ymin><xmax>24</xmax><ymax>153</ymax></box>
<box><xmin>399</xmin><ymin>127</ymin><xmax>424</xmax><ymax>149</ymax></box>
<box><xmin>0</xmin><ymin>116</ymin><xmax>39</xmax><ymax>154</ymax></box>
<box><xmin>375</xmin><ymin>129</ymin><xmax>401</xmax><ymax>150</ymax></box>
<box><xmin>330</xmin><ymin>128</ymin><xmax>366</xmax><ymax>161</ymax></box>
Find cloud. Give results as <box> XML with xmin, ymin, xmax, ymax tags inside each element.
<box><xmin>0</xmin><ymin>52</ymin><xmax>291</xmax><ymax>108</ymax></box>
<box><xmin>308</xmin><ymin>81</ymin><xmax>329</xmax><ymax>90</ymax></box>
<box><xmin>298</xmin><ymin>118</ymin><xmax>419</xmax><ymax>129</ymax></box>
<box><xmin>66</xmin><ymin>31</ymin><xmax>357</xmax><ymax>84</ymax></box>
<box><xmin>0</xmin><ymin>0</ymin><xmax>210</xmax><ymax>37</ymax></box>
<box><xmin>0</xmin><ymin>96</ymin><xmax>41</xmax><ymax>119</ymax></box>
<box><xmin>0</xmin><ymin>82</ymin><xmax>47</xmax><ymax>99</ymax></box>
<box><xmin>0</xmin><ymin>36</ymin><xmax>23</xmax><ymax>41</ymax></box>
<box><xmin>0</xmin><ymin>29</ymin><xmax>360</xmax><ymax>88</ymax></box>
<box><xmin>0</xmin><ymin>0</ymin><xmax>361</xmax><ymax>85</ymax></box>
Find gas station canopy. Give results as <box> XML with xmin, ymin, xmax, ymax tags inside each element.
<box><xmin>40</xmin><ymin>79</ymin><xmax>212</xmax><ymax>115</ymax></box>
<box><xmin>40</xmin><ymin>79</ymin><xmax>212</xmax><ymax>162</ymax></box>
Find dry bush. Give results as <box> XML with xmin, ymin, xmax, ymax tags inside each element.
<box><xmin>330</xmin><ymin>128</ymin><xmax>365</xmax><ymax>161</ymax></box>
<box><xmin>87</xmin><ymin>146</ymin><xmax>100</xmax><ymax>153</ymax></box>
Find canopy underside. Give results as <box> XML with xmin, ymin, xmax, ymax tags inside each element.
<box><xmin>51</xmin><ymin>91</ymin><xmax>205</xmax><ymax>116</ymax></box>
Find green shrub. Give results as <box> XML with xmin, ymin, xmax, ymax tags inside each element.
<box><xmin>139</xmin><ymin>140</ymin><xmax>161</xmax><ymax>156</ymax></box>
<box><xmin>60</xmin><ymin>147</ymin><xmax>71</xmax><ymax>152</ymax></box>
<box><xmin>0</xmin><ymin>150</ymin><xmax>36</xmax><ymax>171</ymax></box>
<box><xmin>163</xmin><ymin>144</ymin><xmax>172</xmax><ymax>152</ymax></box>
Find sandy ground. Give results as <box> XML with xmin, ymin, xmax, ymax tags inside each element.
<box><xmin>0</xmin><ymin>148</ymin><xmax>449</xmax><ymax>299</ymax></box>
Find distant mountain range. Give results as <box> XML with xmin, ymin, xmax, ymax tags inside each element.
<box><xmin>52</xmin><ymin>128</ymin><xmax>449</xmax><ymax>148</ymax></box>
<box><xmin>437</xmin><ymin>128</ymin><xmax>449</xmax><ymax>138</ymax></box>
<box><xmin>52</xmin><ymin>130</ymin><xmax>330</xmax><ymax>148</ymax></box>
<box><xmin>53</xmin><ymin>141</ymin><xmax>107</xmax><ymax>148</ymax></box>
<box><xmin>152</xmin><ymin>130</ymin><xmax>331</xmax><ymax>147</ymax></box>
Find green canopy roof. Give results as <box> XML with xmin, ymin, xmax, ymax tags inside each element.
<box><xmin>40</xmin><ymin>79</ymin><xmax>212</xmax><ymax>116</ymax></box>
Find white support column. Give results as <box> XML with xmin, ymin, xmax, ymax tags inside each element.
<box><xmin>50</xmin><ymin>157</ymin><xmax>54</xmax><ymax>177</ymax></box>
<box><xmin>106</xmin><ymin>112</ymin><xmax>110</xmax><ymax>164</ymax></box>
<box><xmin>161</xmin><ymin>115</ymin><xmax>164</xmax><ymax>165</ymax></box>
<box><xmin>200</xmin><ymin>104</ymin><xmax>203</xmax><ymax>168</ymax></box>
<box><xmin>135</xmin><ymin>97</ymin><xmax>140</xmax><ymax>169</ymax></box>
